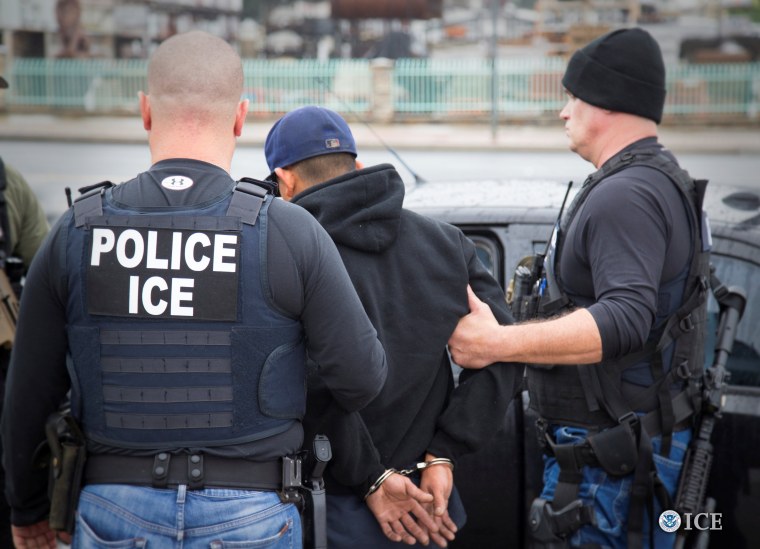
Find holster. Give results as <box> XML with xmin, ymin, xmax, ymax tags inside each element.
<box><xmin>300</xmin><ymin>435</ymin><xmax>332</xmax><ymax>549</ymax></box>
<box><xmin>45</xmin><ymin>413</ymin><xmax>86</xmax><ymax>534</ymax></box>
<box><xmin>528</xmin><ymin>498</ymin><xmax>580</xmax><ymax>548</ymax></box>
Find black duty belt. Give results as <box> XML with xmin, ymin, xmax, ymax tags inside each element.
<box><xmin>84</xmin><ymin>453</ymin><xmax>283</xmax><ymax>491</ymax></box>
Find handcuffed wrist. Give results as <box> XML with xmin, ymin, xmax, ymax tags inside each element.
<box><xmin>422</xmin><ymin>457</ymin><xmax>454</xmax><ymax>471</ymax></box>
<box><xmin>363</xmin><ymin>468</ymin><xmax>396</xmax><ymax>500</ymax></box>
<box><xmin>363</xmin><ymin>457</ymin><xmax>456</xmax><ymax>500</ymax></box>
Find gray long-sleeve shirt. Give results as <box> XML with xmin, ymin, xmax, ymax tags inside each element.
<box><xmin>560</xmin><ymin>140</ymin><xmax>693</xmax><ymax>384</ymax></box>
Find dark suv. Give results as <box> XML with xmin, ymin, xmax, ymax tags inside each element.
<box><xmin>404</xmin><ymin>178</ymin><xmax>760</xmax><ymax>548</ymax></box>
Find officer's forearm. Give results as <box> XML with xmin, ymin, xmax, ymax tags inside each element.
<box><xmin>496</xmin><ymin>309</ymin><xmax>602</xmax><ymax>365</ymax></box>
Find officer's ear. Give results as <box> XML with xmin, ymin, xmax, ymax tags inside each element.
<box><xmin>234</xmin><ymin>99</ymin><xmax>249</xmax><ymax>137</ymax></box>
<box><xmin>275</xmin><ymin>167</ymin><xmax>297</xmax><ymax>201</ymax></box>
<box><xmin>355</xmin><ymin>159</ymin><xmax>364</xmax><ymax>170</ymax></box>
<box><xmin>139</xmin><ymin>91</ymin><xmax>151</xmax><ymax>131</ymax></box>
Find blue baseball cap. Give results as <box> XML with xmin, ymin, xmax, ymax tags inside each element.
<box><xmin>264</xmin><ymin>106</ymin><xmax>357</xmax><ymax>173</ymax></box>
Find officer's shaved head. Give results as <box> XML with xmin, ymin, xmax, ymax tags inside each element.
<box><xmin>147</xmin><ymin>31</ymin><xmax>243</xmax><ymax>124</ymax></box>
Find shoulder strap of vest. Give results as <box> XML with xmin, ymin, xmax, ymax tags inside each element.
<box><xmin>606</xmin><ymin>156</ymin><xmax>710</xmax><ymax>374</ymax></box>
<box><xmin>73</xmin><ymin>182</ymin><xmax>114</xmax><ymax>228</ymax></box>
<box><xmin>600</xmin><ymin>153</ymin><xmax>710</xmax><ymax>456</ymax></box>
<box><xmin>0</xmin><ymin>157</ymin><xmax>12</xmax><ymax>261</ymax></box>
<box><xmin>227</xmin><ymin>180</ymin><xmax>269</xmax><ymax>226</ymax></box>
<box><xmin>551</xmin><ymin>147</ymin><xmax>707</xmax><ymax>310</ymax></box>
<box><xmin>73</xmin><ymin>179</ymin><xmax>269</xmax><ymax>228</ymax></box>
<box><xmin>559</xmin><ymin>148</ymin><xmax>661</xmax><ymax>236</ymax></box>
<box><xmin>239</xmin><ymin>176</ymin><xmax>279</xmax><ymax>197</ymax></box>
<box><xmin>540</xmin><ymin>148</ymin><xmax>662</xmax><ymax>317</ymax></box>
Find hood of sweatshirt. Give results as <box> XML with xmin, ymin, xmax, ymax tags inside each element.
<box><xmin>291</xmin><ymin>163</ymin><xmax>404</xmax><ymax>254</ymax></box>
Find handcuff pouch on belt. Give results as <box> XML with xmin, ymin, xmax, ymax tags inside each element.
<box><xmin>586</xmin><ymin>417</ymin><xmax>639</xmax><ymax>476</ymax></box>
<box><xmin>537</xmin><ymin>417</ymin><xmax>639</xmax><ymax>478</ymax></box>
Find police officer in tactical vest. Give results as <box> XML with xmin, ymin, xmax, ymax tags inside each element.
<box><xmin>449</xmin><ymin>28</ymin><xmax>710</xmax><ymax>548</ymax></box>
<box><xmin>1</xmin><ymin>31</ymin><xmax>387</xmax><ymax>548</ymax></box>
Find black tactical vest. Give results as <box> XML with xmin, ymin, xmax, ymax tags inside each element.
<box><xmin>527</xmin><ymin>147</ymin><xmax>711</xmax><ymax>433</ymax></box>
<box><xmin>65</xmin><ymin>182</ymin><xmax>307</xmax><ymax>450</ymax></box>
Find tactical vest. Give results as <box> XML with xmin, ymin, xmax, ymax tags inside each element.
<box><xmin>527</xmin><ymin>147</ymin><xmax>711</xmax><ymax>436</ymax></box>
<box><xmin>65</xmin><ymin>181</ymin><xmax>307</xmax><ymax>450</ymax></box>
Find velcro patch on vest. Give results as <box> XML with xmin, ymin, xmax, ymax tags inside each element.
<box><xmin>87</xmin><ymin>226</ymin><xmax>240</xmax><ymax>320</ymax></box>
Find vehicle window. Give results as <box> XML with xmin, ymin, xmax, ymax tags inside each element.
<box><xmin>468</xmin><ymin>234</ymin><xmax>503</xmax><ymax>284</ymax></box>
<box><xmin>452</xmin><ymin>232</ymin><xmax>505</xmax><ymax>388</ymax></box>
<box><xmin>706</xmin><ymin>254</ymin><xmax>760</xmax><ymax>387</ymax></box>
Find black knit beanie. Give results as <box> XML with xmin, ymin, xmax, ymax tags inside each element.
<box><xmin>562</xmin><ymin>28</ymin><xmax>666</xmax><ymax>123</ymax></box>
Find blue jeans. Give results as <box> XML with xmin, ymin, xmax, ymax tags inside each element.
<box><xmin>540</xmin><ymin>426</ymin><xmax>692</xmax><ymax>549</ymax></box>
<box><xmin>72</xmin><ymin>484</ymin><xmax>301</xmax><ymax>548</ymax></box>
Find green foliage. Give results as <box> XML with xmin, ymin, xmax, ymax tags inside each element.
<box><xmin>728</xmin><ymin>0</ymin><xmax>760</xmax><ymax>22</ymax></box>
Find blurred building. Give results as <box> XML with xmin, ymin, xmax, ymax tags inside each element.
<box><xmin>0</xmin><ymin>0</ymin><xmax>444</xmax><ymax>61</ymax></box>
<box><xmin>0</xmin><ymin>0</ymin><xmax>756</xmax><ymax>63</ymax></box>
<box><xmin>0</xmin><ymin>0</ymin><xmax>243</xmax><ymax>59</ymax></box>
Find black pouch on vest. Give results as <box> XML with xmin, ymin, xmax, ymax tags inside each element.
<box><xmin>46</xmin><ymin>414</ymin><xmax>87</xmax><ymax>534</ymax></box>
<box><xmin>587</xmin><ymin>423</ymin><xmax>639</xmax><ymax>477</ymax></box>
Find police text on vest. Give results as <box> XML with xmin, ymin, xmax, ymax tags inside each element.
<box><xmin>87</xmin><ymin>226</ymin><xmax>240</xmax><ymax>320</ymax></box>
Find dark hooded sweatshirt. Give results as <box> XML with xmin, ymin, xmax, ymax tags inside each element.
<box><xmin>293</xmin><ymin>163</ymin><xmax>520</xmax><ymax>496</ymax></box>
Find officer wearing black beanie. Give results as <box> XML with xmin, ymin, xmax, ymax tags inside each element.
<box><xmin>562</xmin><ymin>27</ymin><xmax>667</xmax><ymax>123</ymax></box>
<box><xmin>450</xmin><ymin>27</ymin><xmax>710</xmax><ymax>549</ymax></box>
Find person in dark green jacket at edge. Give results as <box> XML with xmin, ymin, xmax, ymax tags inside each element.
<box><xmin>1</xmin><ymin>70</ymin><xmax>52</xmax><ymax>549</ymax></box>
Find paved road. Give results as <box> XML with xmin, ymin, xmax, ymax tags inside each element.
<box><xmin>2</xmin><ymin>113</ymin><xmax>760</xmax><ymax>153</ymax></box>
<box><xmin>1</xmin><ymin>113</ymin><xmax>758</xmax><ymax>224</ymax></box>
<box><xmin>2</xmin><ymin>139</ymin><xmax>758</xmax><ymax>226</ymax></box>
